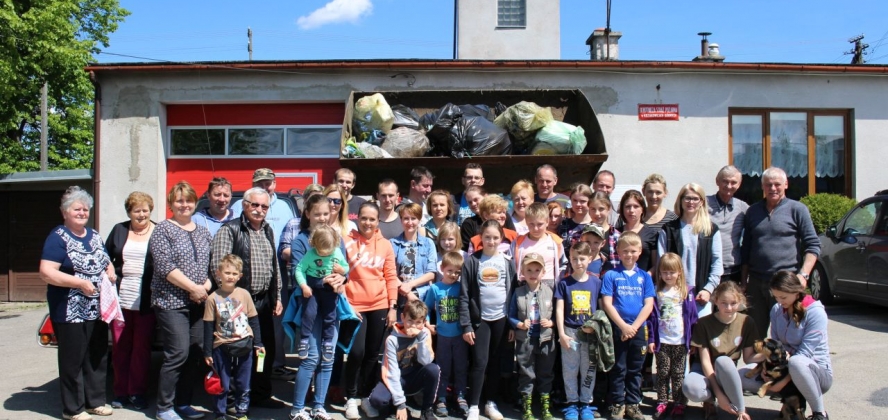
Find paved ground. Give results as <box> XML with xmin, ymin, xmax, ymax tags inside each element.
<box><xmin>1</xmin><ymin>300</ymin><xmax>886</xmax><ymax>419</ymax></box>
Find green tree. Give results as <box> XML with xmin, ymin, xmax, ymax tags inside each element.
<box><xmin>0</xmin><ymin>0</ymin><xmax>128</xmax><ymax>174</ymax></box>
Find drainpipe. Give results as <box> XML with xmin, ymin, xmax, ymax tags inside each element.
<box><xmin>89</xmin><ymin>71</ymin><xmax>101</xmax><ymax>231</ymax></box>
<box><xmin>453</xmin><ymin>0</ymin><xmax>459</xmax><ymax>59</ymax></box>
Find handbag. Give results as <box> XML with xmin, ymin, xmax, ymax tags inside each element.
<box><xmin>220</xmin><ymin>336</ymin><xmax>253</xmax><ymax>357</ymax></box>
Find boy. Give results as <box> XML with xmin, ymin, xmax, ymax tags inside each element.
<box><xmin>579</xmin><ymin>224</ymin><xmax>608</xmax><ymax>277</ymax></box>
<box><xmin>600</xmin><ymin>232</ymin><xmax>655</xmax><ymax>420</ymax></box>
<box><xmin>466</xmin><ymin>195</ymin><xmax>519</xmax><ymax>256</ymax></box>
<box><xmin>510</xmin><ymin>253</ymin><xmax>558</xmax><ymax>420</ymax></box>
<box><xmin>423</xmin><ymin>251</ymin><xmax>469</xmax><ymax>417</ymax></box>
<box><xmin>513</xmin><ymin>202</ymin><xmax>566</xmax><ymax>290</ymax></box>
<box><xmin>555</xmin><ymin>242</ymin><xmax>603</xmax><ymax>420</ymax></box>
<box><xmin>204</xmin><ymin>254</ymin><xmax>264</xmax><ymax>420</ymax></box>
<box><xmin>460</xmin><ymin>187</ymin><xmax>518</xmax><ymax>250</ymax></box>
<box><xmin>294</xmin><ymin>225</ymin><xmax>348</xmax><ymax>362</ymax></box>
<box><xmin>361</xmin><ymin>300</ymin><xmax>440</xmax><ymax>420</ymax></box>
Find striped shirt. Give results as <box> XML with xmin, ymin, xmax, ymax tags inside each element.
<box><xmin>119</xmin><ymin>240</ymin><xmax>148</xmax><ymax>310</ymax></box>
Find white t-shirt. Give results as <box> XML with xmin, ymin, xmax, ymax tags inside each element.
<box><xmin>119</xmin><ymin>240</ymin><xmax>149</xmax><ymax>310</ymax></box>
<box><xmin>657</xmin><ymin>287</ymin><xmax>684</xmax><ymax>345</ymax></box>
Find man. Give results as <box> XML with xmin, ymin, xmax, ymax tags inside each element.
<box><xmin>533</xmin><ymin>164</ymin><xmax>570</xmax><ymax>209</ymax></box>
<box><xmin>212</xmin><ymin>187</ymin><xmax>285</xmax><ymax>408</ymax></box>
<box><xmin>401</xmin><ymin>166</ymin><xmax>434</xmax><ymax>224</ymax></box>
<box><xmin>232</xmin><ymin>168</ymin><xmax>295</xmax><ymax>248</ymax></box>
<box><xmin>741</xmin><ymin>167</ymin><xmax>820</xmax><ymax>340</ymax></box>
<box><xmin>336</xmin><ymin>168</ymin><xmax>366</xmax><ymax>222</ymax></box>
<box><xmin>377</xmin><ymin>179</ymin><xmax>404</xmax><ymax>239</ymax></box>
<box><xmin>707</xmin><ymin>165</ymin><xmax>749</xmax><ymax>284</ymax></box>
<box><xmin>592</xmin><ymin>169</ymin><xmax>619</xmax><ymax>227</ymax></box>
<box><xmin>456</xmin><ymin>163</ymin><xmax>485</xmax><ymax>225</ymax></box>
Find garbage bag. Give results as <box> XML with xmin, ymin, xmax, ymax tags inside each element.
<box><xmin>357</xmin><ymin>141</ymin><xmax>393</xmax><ymax>159</ymax></box>
<box><xmin>353</xmin><ymin>93</ymin><xmax>394</xmax><ymax>135</ymax></box>
<box><xmin>448</xmin><ymin>116</ymin><xmax>512</xmax><ymax>158</ymax></box>
<box><xmin>456</xmin><ymin>104</ymin><xmax>495</xmax><ymax>121</ymax></box>
<box><xmin>532</xmin><ymin>120</ymin><xmax>587</xmax><ymax>155</ymax></box>
<box><xmin>391</xmin><ymin>105</ymin><xmax>421</xmax><ymax>131</ymax></box>
<box><xmin>359</xmin><ymin>129</ymin><xmax>386</xmax><ymax>146</ymax></box>
<box><xmin>420</xmin><ymin>104</ymin><xmax>464</xmax><ymax>156</ymax></box>
<box><xmin>382</xmin><ymin>127</ymin><xmax>431</xmax><ymax>158</ymax></box>
<box><xmin>494</xmin><ymin>101</ymin><xmax>554</xmax><ymax>153</ymax></box>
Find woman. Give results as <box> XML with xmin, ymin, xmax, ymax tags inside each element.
<box><xmin>509</xmin><ymin>180</ymin><xmax>534</xmax><ymax>236</ymax></box>
<box><xmin>324</xmin><ymin>184</ymin><xmax>357</xmax><ymax>235</ymax></box>
<box><xmin>191</xmin><ymin>177</ymin><xmax>234</xmax><ymax>237</ymax></box>
<box><xmin>765</xmin><ymin>271</ymin><xmax>833</xmax><ymax>420</ymax></box>
<box><xmin>150</xmin><ymin>181</ymin><xmax>213</xmax><ymax>420</ymax></box>
<box><xmin>658</xmin><ymin>183</ymin><xmax>723</xmax><ymax>317</ymax></box>
<box><xmin>288</xmin><ymin>194</ymin><xmax>348</xmax><ymax>420</ymax></box>
<box><xmin>546</xmin><ymin>201</ymin><xmax>563</xmax><ymax>235</ymax></box>
<box><xmin>392</xmin><ymin>203</ymin><xmax>438</xmax><ymax>305</ymax></box>
<box><xmin>343</xmin><ymin>202</ymin><xmax>399</xmax><ymax>420</ymax></box>
<box><xmin>619</xmin><ymin>190</ymin><xmax>658</xmax><ymax>273</ymax></box>
<box><xmin>105</xmin><ymin>191</ymin><xmax>156</xmax><ymax>411</ymax></box>
<box><xmin>423</xmin><ymin>189</ymin><xmax>455</xmax><ymax>240</ymax></box>
<box><xmin>642</xmin><ymin>174</ymin><xmax>678</xmax><ymax>231</ymax></box>
<box><xmin>558</xmin><ymin>183</ymin><xmax>595</xmax><ymax>256</ymax></box>
<box><xmin>40</xmin><ymin>186</ymin><xmax>116</xmax><ymax>420</ymax></box>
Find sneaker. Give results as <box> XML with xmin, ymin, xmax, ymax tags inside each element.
<box><xmin>420</xmin><ymin>409</ymin><xmax>437</xmax><ymax>420</ymax></box>
<box><xmin>129</xmin><ymin>395</ymin><xmax>148</xmax><ymax>410</ymax></box>
<box><xmin>312</xmin><ymin>407</ymin><xmax>333</xmax><ymax>420</ymax></box>
<box><xmin>289</xmin><ymin>408</ymin><xmax>313</xmax><ymax>420</ymax></box>
<box><xmin>466</xmin><ymin>406</ymin><xmax>480</xmax><ymax>420</ymax></box>
<box><xmin>652</xmin><ymin>403</ymin><xmax>669</xmax><ymax>420</ymax></box>
<box><xmin>671</xmin><ymin>403</ymin><xmax>686</xmax><ymax>420</ymax></box>
<box><xmin>63</xmin><ymin>413</ymin><xmax>93</xmax><ymax>420</ymax></box>
<box><xmin>272</xmin><ymin>366</ymin><xmax>297</xmax><ymax>381</ymax></box>
<box><xmin>580</xmin><ymin>404</ymin><xmax>597</xmax><ymax>420</ymax></box>
<box><xmin>608</xmin><ymin>404</ymin><xmax>625</xmax><ymax>420</ymax></box>
<box><xmin>344</xmin><ymin>398</ymin><xmax>361</xmax><ymax>419</ymax></box>
<box><xmin>435</xmin><ymin>399</ymin><xmax>449</xmax><ymax>417</ymax></box>
<box><xmin>175</xmin><ymin>406</ymin><xmax>205</xmax><ymax>419</ymax></box>
<box><xmin>156</xmin><ymin>409</ymin><xmax>183</xmax><ymax>420</ymax></box>
<box><xmin>296</xmin><ymin>340</ymin><xmax>310</xmax><ymax>359</ymax></box>
<box><xmin>456</xmin><ymin>393</ymin><xmax>469</xmax><ymax>415</ymax></box>
<box><xmin>321</xmin><ymin>341</ymin><xmax>335</xmax><ymax>362</ymax></box>
<box><xmin>625</xmin><ymin>404</ymin><xmax>644</xmax><ymax>420</ymax></box>
<box><xmin>111</xmin><ymin>397</ymin><xmax>127</xmax><ymax>409</ymax></box>
<box><xmin>807</xmin><ymin>413</ymin><xmax>829</xmax><ymax>420</ymax></box>
<box><xmin>563</xmin><ymin>404</ymin><xmax>580</xmax><ymax>420</ymax></box>
<box><xmin>484</xmin><ymin>401</ymin><xmax>504</xmax><ymax>420</ymax></box>
<box><xmin>360</xmin><ymin>397</ymin><xmax>379</xmax><ymax>418</ymax></box>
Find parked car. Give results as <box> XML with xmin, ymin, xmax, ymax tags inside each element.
<box><xmin>811</xmin><ymin>189</ymin><xmax>888</xmax><ymax>307</ymax></box>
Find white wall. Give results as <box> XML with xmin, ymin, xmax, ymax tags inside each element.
<box><xmin>457</xmin><ymin>0</ymin><xmax>560</xmax><ymax>60</ymax></box>
<box><xmin>94</xmin><ymin>66</ymin><xmax>888</xmax><ymax>234</ymax></box>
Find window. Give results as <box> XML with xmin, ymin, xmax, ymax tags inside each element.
<box><xmin>844</xmin><ymin>202</ymin><xmax>879</xmax><ymax>236</ymax></box>
<box><xmin>169</xmin><ymin>126</ymin><xmax>341</xmax><ymax>158</ymax></box>
<box><xmin>498</xmin><ymin>0</ymin><xmax>526</xmax><ymax>27</ymax></box>
<box><xmin>729</xmin><ymin>109</ymin><xmax>851</xmax><ymax>202</ymax></box>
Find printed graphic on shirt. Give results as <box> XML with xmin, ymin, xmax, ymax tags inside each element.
<box><xmin>658</xmin><ymin>289</ymin><xmax>683</xmax><ymax>340</ymax></box>
<box><xmin>398</xmin><ymin>343</ymin><xmax>419</xmax><ymax>369</ymax></box>
<box><xmin>216</xmin><ymin>297</ymin><xmax>250</xmax><ymax>340</ymax></box>
<box><xmin>529</xmin><ymin>294</ymin><xmax>541</xmax><ymax>325</ymax></box>
<box><xmin>398</xmin><ymin>243</ymin><xmax>417</xmax><ymax>280</ymax></box>
<box><xmin>438</xmin><ymin>296</ymin><xmax>459</xmax><ymax>323</ymax></box>
<box><xmin>570</xmin><ymin>290</ymin><xmax>592</xmax><ymax>316</ymax></box>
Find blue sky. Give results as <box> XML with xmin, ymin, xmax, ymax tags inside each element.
<box><xmin>98</xmin><ymin>0</ymin><xmax>888</xmax><ymax>64</ymax></box>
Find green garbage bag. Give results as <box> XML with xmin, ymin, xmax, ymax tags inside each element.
<box><xmin>494</xmin><ymin>101</ymin><xmax>554</xmax><ymax>153</ymax></box>
<box><xmin>532</xmin><ymin>121</ymin><xmax>587</xmax><ymax>155</ymax></box>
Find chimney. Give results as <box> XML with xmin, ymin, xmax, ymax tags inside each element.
<box><xmin>586</xmin><ymin>28</ymin><xmax>622</xmax><ymax>61</ymax></box>
<box><xmin>692</xmin><ymin>32</ymin><xmax>725</xmax><ymax>62</ymax></box>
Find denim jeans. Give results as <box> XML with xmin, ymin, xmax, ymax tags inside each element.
<box><xmin>291</xmin><ymin>315</ymin><xmax>340</xmax><ymax>412</ymax></box>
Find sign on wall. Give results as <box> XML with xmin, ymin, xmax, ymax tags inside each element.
<box><xmin>638</xmin><ymin>104</ymin><xmax>680</xmax><ymax>121</ymax></box>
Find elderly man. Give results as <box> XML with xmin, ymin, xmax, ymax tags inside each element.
<box><xmin>212</xmin><ymin>187</ymin><xmax>284</xmax><ymax>408</ymax></box>
<box><xmin>233</xmin><ymin>168</ymin><xmax>295</xmax><ymax>249</ymax></box>
<box><xmin>741</xmin><ymin>167</ymin><xmax>820</xmax><ymax>340</ymax></box>
<box><xmin>707</xmin><ymin>166</ymin><xmax>749</xmax><ymax>284</ymax></box>
<box><xmin>592</xmin><ymin>169</ymin><xmax>619</xmax><ymax>226</ymax></box>
<box><xmin>533</xmin><ymin>164</ymin><xmax>570</xmax><ymax>208</ymax></box>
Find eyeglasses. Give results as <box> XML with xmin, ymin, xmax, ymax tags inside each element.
<box><xmin>327</xmin><ymin>198</ymin><xmax>343</xmax><ymax>205</ymax></box>
<box><xmin>682</xmin><ymin>196</ymin><xmax>701</xmax><ymax>203</ymax></box>
<box><xmin>244</xmin><ymin>200</ymin><xmax>269</xmax><ymax>211</ymax></box>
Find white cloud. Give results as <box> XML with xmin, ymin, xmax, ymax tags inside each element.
<box><xmin>296</xmin><ymin>0</ymin><xmax>373</xmax><ymax>30</ymax></box>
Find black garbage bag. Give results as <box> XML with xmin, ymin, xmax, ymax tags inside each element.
<box><xmin>448</xmin><ymin>116</ymin><xmax>512</xmax><ymax>158</ymax></box>
<box><xmin>456</xmin><ymin>104</ymin><xmax>495</xmax><ymax>121</ymax></box>
<box><xmin>493</xmin><ymin>102</ymin><xmax>508</xmax><ymax>118</ymax></box>
<box><xmin>391</xmin><ymin>105</ymin><xmax>421</xmax><ymax>131</ymax></box>
<box><xmin>420</xmin><ymin>104</ymin><xmax>464</xmax><ymax>156</ymax></box>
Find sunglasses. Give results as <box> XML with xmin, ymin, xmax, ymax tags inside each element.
<box><xmin>244</xmin><ymin>200</ymin><xmax>269</xmax><ymax>211</ymax></box>
<box><xmin>327</xmin><ymin>198</ymin><xmax>343</xmax><ymax>205</ymax></box>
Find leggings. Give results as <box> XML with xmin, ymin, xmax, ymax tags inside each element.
<box><xmin>468</xmin><ymin>318</ymin><xmax>508</xmax><ymax>406</ymax></box>
<box><xmin>682</xmin><ymin>356</ymin><xmax>761</xmax><ymax>412</ymax></box>
<box><xmin>654</xmin><ymin>344</ymin><xmax>687</xmax><ymax>404</ymax></box>
<box><xmin>786</xmin><ymin>355</ymin><xmax>833</xmax><ymax>413</ymax></box>
<box><xmin>344</xmin><ymin>308</ymin><xmax>389</xmax><ymax>398</ymax></box>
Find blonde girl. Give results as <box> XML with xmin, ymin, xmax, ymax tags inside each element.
<box><xmin>436</xmin><ymin>222</ymin><xmax>465</xmax><ymax>267</ymax></box>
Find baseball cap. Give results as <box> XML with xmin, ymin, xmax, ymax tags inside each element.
<box><xmin>252</xmin><ymin>168</ymin><xmax>275</xmax><ymax>183</ymax></box>
<box><xmin>204</xmin><ymin>370</ymin><xmax>223</xmax><ymax>395</ymax></box>
<box><xmin>522</xmin><ymin>252</ymin><xmax>546</xmax><ymax>269</ymax></box>
<box><xmin>582</xmin><ymin>223</ymin><xmax>606</xmax><ymax>239</ymax></box>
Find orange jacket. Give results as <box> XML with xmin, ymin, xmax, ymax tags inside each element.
<box><xmin>344</xmin><ymin>228</ymin><xmax>399</xmax><ymax>312</ymax></box>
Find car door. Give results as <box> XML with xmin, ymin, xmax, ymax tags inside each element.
<box><xmin>864</xmin><ymin>201</ymin><xmax>888</xmax><ymax>302</ymax></box>
<box><xmin>831</xmin><ymin>201</ymin><xmax>879</xmax><ymax>296</ymax></box>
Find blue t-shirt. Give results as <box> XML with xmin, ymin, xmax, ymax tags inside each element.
<box><xmin>586</xmin><ymin>258</ymin><xmax>603</xmax><ymax>277</ymax></box>
<box><xmin>554</xmin><ymin>275</ymin><xmax>602</xmax><ymax>329</ymax></box>
<box><xmin>600</xmin><ymin>264</ymin><xmax>656</xmax><ymax>325</ymax></box>
<box><xmin>423</xmin><ymin>281</ymin><xmax>462</xmax><ymax>337</ymax></box>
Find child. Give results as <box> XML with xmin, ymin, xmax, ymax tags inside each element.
<box><xmin>512</xmin><ymin>202</ymin><xmax>565</xmax><ymax>290</ymax></box>
<box><xmin>578</xmin><ymin>223</ymin><xmax>608</xmax><ymax>277</ymax></box>
<box><xmin>558</xmin><ymin>184</ymin><xmax>595</xmax><ymax>257</ymax></box>
<box><xmin>589</xmin><ymin>191</ymin><xmax>621</xmax><ymax>270</ymax></box>
<box><xmin>600</xmin><ymin>232</ymin><xmax>655</xmax><ymax>420</ymax></box>
<box><xmin>424</xmin><ymin>251</ymin><xmax>469</xmax><ymax>417</ymax></box>
<box><xmin>459</xmin><ymin>220</ymin><xmax>517</xmax><ymax>420</ymax></box>
<box><xmin>294</xmin><ymin>225</ymin><xmax>348</xmax><ymax>362</ymax></box>
<box><xmin>203</xmin><ymin>254</ymin><xmax>264</xmax><ymax>420</ymax></box>
<box><xmin>647</xmin><ymin>253</ymin><xmax>699</xmax><ymax>420</ymax></box>
<box><xmin>682</xmin><ymin>282</ymin><xmax>761</xmax><ymax>420</ymax></box>
<box><xmin>546</xmin><ymin>201</ymin><xmax>564</xmax><ymax>235</ymax></box>
<box><xmin>555</xmin><ymin>242</ymin><xmax>603</xmax><ymax>420</ymax></box>
<box><xmin>467</xmin><ymin>195</ymin><xmax>519</xmax><ymax>257</ymax></box>
<box><xmin>435</xmin><ymin>221</ymin><xmax>465</xmax><ymax>271</ymax></box>
<box><xmin>362</xmin><ymin>300</ymin><xmax>440</xmax><ymax>420</ymax></box>
<box><xmin>510</xmin><ymin>253</ymin><xmax>557</xmax><ymax>420</ymax></box>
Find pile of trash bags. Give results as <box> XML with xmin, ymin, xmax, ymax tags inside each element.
<box><xmin>344</xmin><ymin>93</ymin><xmax>587</xmax><ymax>159</ymax></box>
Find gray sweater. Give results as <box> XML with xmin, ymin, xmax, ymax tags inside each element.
<box><xmin>741</xmin><ymin>198</ymin><xmax>820</xmax><ymax>278</ymax></box>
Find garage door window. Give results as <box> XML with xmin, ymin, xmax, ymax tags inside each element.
<box><xmin>170</xmin><ymin>129</ymin><xmax>225</xmax><ymax>155</ymax></box>
<box><xmin>169</xmin><ymin>126</ymin><xmax>340</xmax><ymax>158</ymax></box>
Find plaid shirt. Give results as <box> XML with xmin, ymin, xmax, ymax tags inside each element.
<box><xmin>211</xmin><ymin>218</ymin><xmax>282</xmax><ymax>302</ymax></box>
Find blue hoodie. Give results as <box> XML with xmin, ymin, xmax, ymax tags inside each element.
<box><xmin>769</xmin><ymin>297</ymin><xmax>832</xmax><ymax>375</ymax></box>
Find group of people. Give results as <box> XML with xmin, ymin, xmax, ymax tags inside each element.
<box><xmin>39</xmin><ymin>162</ymin><xmax>831</xmax><ymax>420</ymax></box>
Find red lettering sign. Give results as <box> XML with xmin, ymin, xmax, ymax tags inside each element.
<box><xmin>638</xmin><ymin>104</ymin><xmax>680</xmax><ymax>121</ymax></box>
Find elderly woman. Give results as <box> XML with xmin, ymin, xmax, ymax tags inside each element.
<box><xmin>40</xmin><ymin>186</ymin><xmax>116</xmax><ymax>420</ymax></box>
<box><xmin>191</xmin><ymin>177</ymin><xmax>234</xmax><ymax>237</ymax></box>
<box><xmin>105</xmin><ymin>191</ymin><xmax>156</xmax><ymax>411</ymax></box>
<box><xmin>151</xmin><ymin>181</ymin><xmax>213</xmax><ymax>420</ymax></box>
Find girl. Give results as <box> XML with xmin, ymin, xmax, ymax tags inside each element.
<box><xmin>546</xmin><ymin>201</ymin><xmax>563</xmax><ymax>235</ymax></box>
<box><xmin>682</xmin><ymin>281</ymin><xmax>763</xmax><ymax>420</ymax></box>
<box><xmin>558</xmin><ymin>184</ymin><xmax>594</xmax><ymax>256</ymax></box>
<box><xmin>510</xmin><ymin>180</ymin><xmax>535</xmax><ymax>235</ymax></box>
<box><xmin>323</xmin><ymin>184</ymin><xmax>357</xmax><ymax>235</ymax></box>
<box><xmin>588</xmin><ymin>191</ymin><xmax>621</xmax><ymax>271</ymax></box>
<box><xmin>647</xmin><ymin>253</ymin><xmax>698</xmax><ymax>420</ymax></box>
<box><xmin>424</xmin><ymin>190</ymin><xmax>455</xmax><ymax>241</ymax></box>
<box><xmin>642</xmin><ymin>174</ymin><xmax>678</xmax><ymax>231</ymax></box>
<box><xmin>436</xmin><ymin>221</ymin><xmax>465</xmax><ymax>269</ymax></box>
<box><xmin>459</xmin><ymin>220</ymin><xmax>518</xmax><ymax>420</ymax></box>
<box><xmin>767</xmin><ymin>271</ymin><xmax>833</xmax><ymax>420</ymax></box>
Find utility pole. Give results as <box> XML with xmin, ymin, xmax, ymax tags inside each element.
<box><xmin>846</xmin><ymin>35</ymin><xmax>868</xmax><ymax>64</ymax></box>
<box><xmin>40</xmin><ymin>82</ymin><xmax>48</xmax><ymax>171</ymax></box>
<box><xmin>247</xmin><ymin>27</ymin><xmax>253</xmax><ymax>61</ymax></box>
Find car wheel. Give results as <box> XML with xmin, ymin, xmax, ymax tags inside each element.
<box><xmin>810</xmin><ymin>264</ymin><xmax>833</xmax><ymax>304</ymax></box>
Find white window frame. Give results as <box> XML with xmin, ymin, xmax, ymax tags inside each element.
<box><xmin>167</xmin><ymin>124</ymin><xmax>342</xmax><ymax>159</ymax></box>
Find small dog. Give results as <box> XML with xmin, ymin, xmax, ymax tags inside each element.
<box><xmin>745</xmin><ymin>339</ymin><xmax>806</xmax><ymax>419</ymax></box>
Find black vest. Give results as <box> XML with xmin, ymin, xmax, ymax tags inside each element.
<box><xmin>661</xmin><ymin>218</ymin><xmax>718</xmax><ymax>292</ymax></box>
<box><xmin>220</xmin><ymin>215</ymin><xmax>280</xmax><ymax>307</ymax></box>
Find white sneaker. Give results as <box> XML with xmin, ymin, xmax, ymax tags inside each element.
<box><xmin>485</xmin><ymin>401</ymin><xmax>504</xmax><ymax>420</ymax></box>
<box><xmin>344</xmin><ymin>398</ymin><xmax>361</xmax><ymax>420</ymax></box>
<box><xmin>360</xmin><ymin>397</ymin><xmax>379</xmax><ymax>418</ymax></box>
<box><xmin>466</xmin><ymin>405</ymin><xmax>480</xmax><ymax>420</ymax></box>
